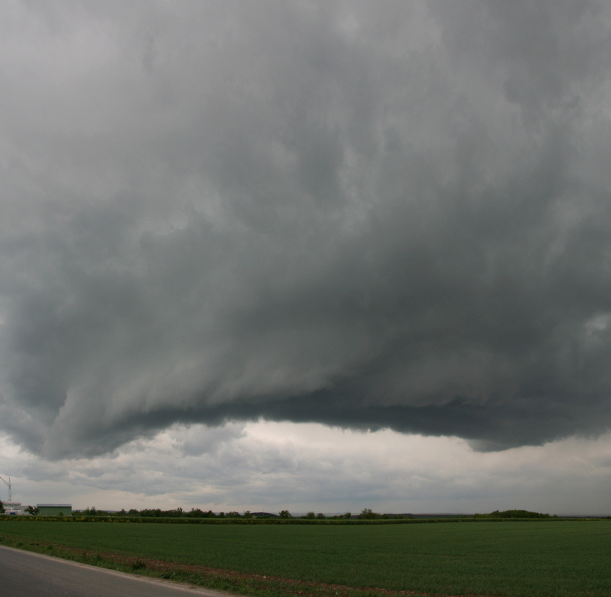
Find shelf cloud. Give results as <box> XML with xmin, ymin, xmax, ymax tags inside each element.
<box><xmin>1</xmin><ymin>0</ymin><xmax>611</xmax><ymax>458</ymax></box>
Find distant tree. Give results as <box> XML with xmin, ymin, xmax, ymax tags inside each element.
<box><xmin>496</xmin><ymin>510</ymin><xmax>550</xmax><ymax>519</ymax></box>
<box><xmin>226</xmin><ymin>511</ymin><xmax>241</xmax><ymax>518</ymax></box>
<box><xmin>474</xmin><ymin>510</ymin><xmax>551</xmax><ymax>519</ymax></box>
<box><xmin>0</xmin><ymin>500</ymin><xmax>4</xmax><ymax>514</ymax></box>
<box><xmin>242</xmin><ymin>510</ymin><xmax>252</xmax><ymax>518</ymax></box>
<box><xmin>358</xmin><ymin>508</ymin><xmax>380</xmax><ymax>519</ymax></box>
<box><xmin>343</xmin><ymin>512</ymin><xmax>351</xmax><ymax>519</ymax></box>
<box><xmin>139</xmin><ymin>508</ymin><xmax>162</xmax><ymax>517</ymax></box>
<box><xmin>279</xmin><ymin>510</ymin><xmax>292</xmax><ymax>519</ymax></box>
<box><xmin>304</xmin><ymin>511</ymin><xmax>316</xmax><ymax>519</ymax></box>
<box><xmin>25</xmin><ymin>505</ymin><xmax>38</xmax><ymax>515</ymax></box>
<box><xmin>316</xmin><ymin>513</ymin><xmax>325</xmax><ymax>519</ymax></box>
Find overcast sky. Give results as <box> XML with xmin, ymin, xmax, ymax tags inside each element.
<box><xmin>1</xmin><ymin>0</ymin><xmax>611</xmax><ymax>515</ymax></box>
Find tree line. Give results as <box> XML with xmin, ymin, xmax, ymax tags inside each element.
<box><xmin>473</xmin><ymin>509</ymin><xmax>554</xmax><ymax>518</ymax></box>
<box><xmin>79</xmin><ymin>506</ymin><xmax>358</xmax><ymax>519</ymax></box>
<box><xmin>0</xmin><ymin>502</ymin><xmax>553</xmax><ymax>520</ymax></box>
<box><xmin>77</xmin><ymin>507</ymin><xmax>404</xmax><ymax>519</ymax></box>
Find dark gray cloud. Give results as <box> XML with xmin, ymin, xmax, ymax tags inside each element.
<box><xmin>1</xmin><ymin>0</ymin><xmax>611</xmax><ymax>457</ymax></box>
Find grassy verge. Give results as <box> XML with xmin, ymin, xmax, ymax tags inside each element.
<box><xmin>0</xmin><ymin>519</ymin><xmax>609</xmax><ymax>596</ymax></box>
<box><xmin>0</xmin><ymin>532</ymin><xmax>429</xmax><ymax>597</ymax></box>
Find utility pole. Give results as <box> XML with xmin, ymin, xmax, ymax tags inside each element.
<box><xmin>0</xmin><ymin>475</ymin><xmax>11</xmax><ymax>502</ymax></box>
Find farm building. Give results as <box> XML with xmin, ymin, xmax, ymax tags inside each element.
<box><xmin>36</xmin><ymin>504</ymin><xmax>72</xmax><ymax>516</ymax></box>
<box><xmin>3</xmin><ymin>502</ymin><xmax>24</xmax><ymax>515</ymax></box>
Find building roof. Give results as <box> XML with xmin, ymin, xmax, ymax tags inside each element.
<box><xmin>36</xmin><ymin>504</ymin><xmax>72</xmax><ymax>508</ymax></box>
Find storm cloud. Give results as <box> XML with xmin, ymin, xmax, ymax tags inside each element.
<box><xmin>2</xmin><ymin>0</ymin><xmax>611</xmax><ymax>458</ymax></box>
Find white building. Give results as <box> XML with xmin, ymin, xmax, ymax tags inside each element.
<box><xmin>3</xmin><ymin>502</ymin><xmax>24</xmax><ymax>515</ymax></box>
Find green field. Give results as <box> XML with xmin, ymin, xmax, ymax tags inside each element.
<box><xmin>0</xmin><ymin>519</ymin><xmax>609</xmax><ymax>596</ymax></box>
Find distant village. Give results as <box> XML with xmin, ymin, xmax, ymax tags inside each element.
<box><xmin>1</xmin><ymin>473</ymin><xmax>562</xmax><ymax>520</ymax></box>
<box><xmin>0</xmin><ymin>475</ymin><xmax>72</xmax><ymax>517</ymax></box>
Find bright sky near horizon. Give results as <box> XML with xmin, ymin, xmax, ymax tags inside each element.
<box><xmin>1</xmin><ymin>0</ymin><xmax>611</xmax><ymax>515</ymax></box>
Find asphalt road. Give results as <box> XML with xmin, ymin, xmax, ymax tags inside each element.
<box><xmin>0</xmin><ymin>545</ymin><xmax>233</xmax><ymax>597</ymax></box>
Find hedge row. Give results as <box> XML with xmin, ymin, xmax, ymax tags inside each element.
<box><xmin>0</xmin><ymin>515</ymin><xmax>607</xmax><ymax>524</ymax></box>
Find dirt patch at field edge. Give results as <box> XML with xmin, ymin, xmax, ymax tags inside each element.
<box><xmin>0</xmin><ymin>535</ymin><xmax>505</xmax><ymax>597</ymax></box>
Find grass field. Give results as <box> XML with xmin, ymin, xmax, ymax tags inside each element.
<box><xmin>0</xmin><ymin>519</ymin><xmax>609</xmax><ymax>596</ymax></box>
